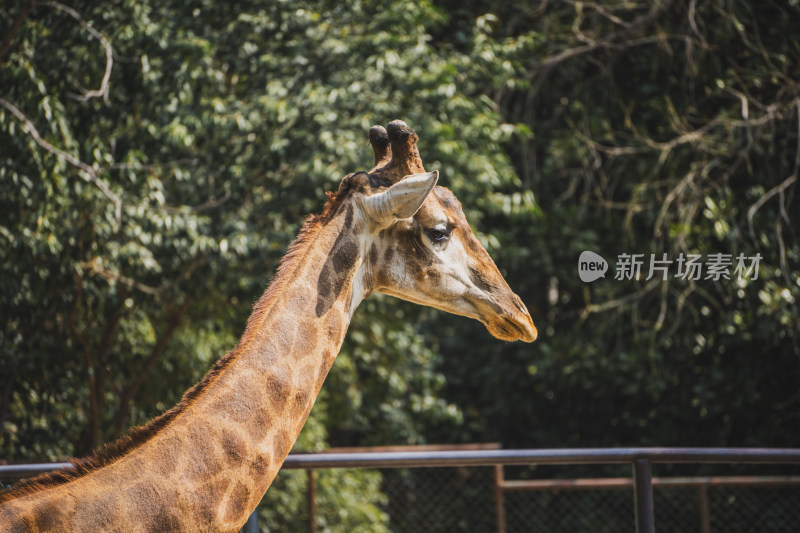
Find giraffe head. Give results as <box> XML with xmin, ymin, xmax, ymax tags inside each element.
<box><xmin>342</xmin><ymin>120</ymin><xmax>537</xmax><ymax>342</ymax></box>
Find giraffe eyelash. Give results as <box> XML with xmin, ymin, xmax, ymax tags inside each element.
<box><xmin>425</xmin><ymin>227</ymin><xmax>452</xmax><ymax>243</ymax></box>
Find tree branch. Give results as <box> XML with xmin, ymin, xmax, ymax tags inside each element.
<box><xmin>40</xmin><ymin>1</ymin><xmax>113</xmax><ymax>102</ymax></box>
<box><xmin>581</xmin><ymin>279</ymin><xmax>660</xmax><ymax>317</ymax></box>
<box><xmin>0</xmin><ymin>97</ymin><xmax>122</xmax><ymax>226</ymax></box>
<box><xmin>78</xmin><ymin>259</ymin><xmax>161</xmax><ymax>295</ymax></box>
<box><xmin>746</xmin><ymin>175</ymin><xmax>797</xmax><ymax>242</ymax></box>
<box><xmin>537</xmin><ymin>0</ymin><xmax>674</xmax><ymax>69</ymax></box>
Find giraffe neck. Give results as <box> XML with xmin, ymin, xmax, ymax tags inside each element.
<box><xmin>0</xmin><ymin>201</ymin><xmax>371</xmax><ymax>532</ymax></box>
<box><xmin>175</xmin><ymin>201</ymin><xmax>369</xmax><ymax>526</ymax></box>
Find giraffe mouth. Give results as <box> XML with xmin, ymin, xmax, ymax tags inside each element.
<box><xmin>487</xmin><ymin>314</ymin><xmax>538</xmax><ymax>343</ymax></box>
<box><xmin>470</xmin><ymin>292</ymin><xmax>538</xmax><ymax>343</ymax></box>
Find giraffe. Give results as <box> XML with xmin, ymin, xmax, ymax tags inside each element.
<box><xmin>0</xmin><ymin>120</ymin><xmax>537</xmax><ymax>532</ymax></box>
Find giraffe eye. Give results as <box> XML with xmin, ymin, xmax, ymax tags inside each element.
<box><xmin>426</xmin><ymin>227</ymin><xmax>451</xmax><ymax>243</ymax></box>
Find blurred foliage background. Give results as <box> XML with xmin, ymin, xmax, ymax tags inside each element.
<box><xmin>1</xmin><ymin>0</ymin><xmax>798</xmax><ymax>529</ymax></box>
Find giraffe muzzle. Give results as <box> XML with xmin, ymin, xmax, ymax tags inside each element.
<box><xmin>471</xmin><ymin>291</ymin><xmax>538</xmax><ymax>343</ymax></box>
<box><xmin>487</xmin><ymin>312</ymin><xmax>538</xmax><ymax>343</ymax></box>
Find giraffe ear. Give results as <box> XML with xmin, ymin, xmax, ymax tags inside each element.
<box><xmin>362</xmin><ymin>171</ymin><xmax>439</xmax><ymax>223</ymax></box>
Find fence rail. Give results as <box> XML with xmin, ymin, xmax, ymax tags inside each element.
<box><xmin>3</xmin><ymin>447</ymin><xmax>800</xmax><ymax>533</ymax></box>
<box><xmin>280</xmin><ymin>447</ymin><xmax>800</xmax><ymax>468</ymax></box>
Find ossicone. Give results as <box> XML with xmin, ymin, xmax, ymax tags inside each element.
<box><xmin>368</xmin><ymin>119</ymin><xmax>426</xmax><ymax>184</ymax></box>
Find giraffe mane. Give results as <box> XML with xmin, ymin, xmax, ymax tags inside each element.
<box><xmin>0</xmin><ymin>349</ymin><xmax>237</xmax><ymax>504</ymax></box>
<box><xmin>244</xmin><ymin>176</ymin><xmax>356</xmax><ymax>335</ymax></box>
<box><xmin>0</xmin><ymin>178</ymin><xmax>356</xmax><ymax>504</ymax></box>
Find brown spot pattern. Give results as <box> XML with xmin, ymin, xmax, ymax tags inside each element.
<box><xmin>290</xmin><ymin>389</ymin><xmax>310</xmax><ymax>420</ymax></box>
<box><xmin>204</xmin><ymin>477</ymin><xmax>231</xmax><ymax>511</ymax></box>
<box><xmin>368</xmin><ymin>173</ymin><xmax>392</xmax><ymax>189</ymax></box>
<box><xmin>249</xmin><ymin>454</ymin><xmax>269</xmax><ymax>478</ymax></box>
<box><xmin>32</xmin><ymin>502</ymin><xmax>63</xmax><ymax>531</ymax></box>
<box><xmin>316</xmin><ymin>358</ymin><xmax>332</xmax><ymax>392</ymax></box>
<box><xmin>332</xmin><ymin>237</ymin><xmax>357</xmax><ymax>271</ymax></box>
<box><xmin>369</xmin><ymin>243</ymin><xmax>378</xmax><ymax>265</ymax></box>
<box><xmin>425</xmin><ymin>268</ymin><xmax>442</xmax><ymax>284</ymax></box>
<box><xmin>221</xmin><ymin>429</ymin><xmax>248</xmax><ymax>466</ymax></box>
<box><xmin>185</xmin><ymin>486</ymin><xmax>216</xmax><ymax>526</ymax></box>
<box><xmin>273</xmin><ymin>430</ymin><xmax>293</xmax><ymax>458</ymax></box>
<box><xmin>315</xmin><ymin>205</ymin><xmax>360</xmax><ymax>317</ymax></box>
<box><xmin>213</xmin><ymin>387</ymin><xmax>273</xmax><ymax>441</ymax></box>
<box><xmin>224</xmin><ymin>481</ymin><xmax>250</xmax><ymax>523</ymax></box>
<box><xmin>123</xmin><ymin>483</ymin><xmax>181</xmax><ymax>533</ymax></box>
<box><xmin>383</xmin><ymin>245</ymin><xmax>395</xmax><ymax>263</ymax></box>
<box><xmin>293</xmin><ymin>320</ymin><xmax>319</xmax><ymax>359</ymax></box>
<box><xmin>148</xmin><ymin>509</ymin><xmax>181</xmax><ymax>533</ymax></box>
<box><xmin>248</xmin><ymin>407</ymin><xmax>272</xmax><ymax>441</ymax></box>
<box><xmin>266</xmin><ymin>366</ymin><xmax>292</xmax><ymax>406</ymax></box>
<box><xmin>469</xmin><ymin>266</ymin><xmax>495</xmax><ymax>293</ymax></box>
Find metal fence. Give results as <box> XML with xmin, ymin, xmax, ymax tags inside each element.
<box><xmin>496</xmin><ymin>472</ymin><xmax>800</xmax><ymax>533</ymax></box>
<box><xmin>3</xmin><ymin>447</ymin><xmax>800</xmax><ymax>532</ymax></box>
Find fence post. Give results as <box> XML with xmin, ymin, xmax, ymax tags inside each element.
<box><xmin>308</xmin><ymin>469</ymin><xmax>317</xmax><ymax>533</ymax></box>
<box><xmin>698</xmin><ymin>484</ymin><xmax>710</xmax><ymax>533</ymax></box>
<box><xmin>495</xmin><ymin>464</ymin><xmax>506</xmax><ymax>533</ymax></box>
<box><xmin>633</xmin><ymin>458</ymin><xmax>655</xmax><ymax>533</ymax></box>
<box><xmin>241</xmin><ymin>509</ymin><xmax>258</xmax><ymax>533</ymax></box>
